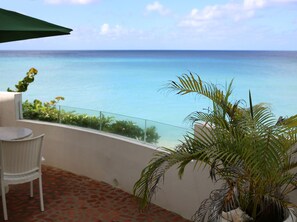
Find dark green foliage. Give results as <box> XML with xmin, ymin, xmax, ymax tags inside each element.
<box><xmin>144</xmin><ymin>126</ymin><xmax>160</xmax><ymax>144</ymax></box>
<box><xmin>23</xmin><ymin>99</ymin><xmax>160</xmax><ymax>144</ymax></box>
<box><xmin>107</xmin><ymin>120</ymin><xmax>144</xmax><ymax>140</ymax></box>
<box><xmin>7</xmin><ymin>68</ymin><xmax>38</xmax><ymax>92</ymax></box>
<box><xmin>106</xmin><ymin>120</ymin><xmax>160</xmax><ymax>143</ymax></box>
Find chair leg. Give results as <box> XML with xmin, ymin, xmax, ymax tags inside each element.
<box><xmin>39</xmin><ymin>177</ymin><xmax>44</xmax><ymax>211</ymax></box>
<box><xmin>1</xmin><ymin>184</ymin><xmax>8</xmax><ymax>220</ymax></box>
<box><xmin>30</xmin><ymin>181</ymin><xmax>33</xmax><ymax>197</ymax></box>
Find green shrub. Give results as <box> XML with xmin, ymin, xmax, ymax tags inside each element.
<box><xmin>144</xmin><ymin>126</ymin><xmax>160</xmax><ymax>144</ymax></box>
<box><xmin>106</xmin><ymin>120</ymin><xmax>160</xmax><ymax>143</ymax></box>
<box><xmin>23</xmin><ymin>99</ymin><xmax>60</xmax><ymax>122</ymax></box>
<box><xmin>60</xmin><ymin>112</ymin><xmax>112</xmax><ymax>130</ymax></box>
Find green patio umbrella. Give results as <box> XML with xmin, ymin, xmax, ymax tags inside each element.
<box><xmin>0</xmin><ymin>8</ymin><xmax>72</xmax><ymax>43</ymax></box>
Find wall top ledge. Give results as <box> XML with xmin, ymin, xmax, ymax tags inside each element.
<box><xmin>18</xmin><ymin>119</ymin><xmax>159</xmax><ymax>151</ymax></box>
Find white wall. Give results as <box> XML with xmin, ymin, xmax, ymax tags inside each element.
<box><xmin>18</xmin><ymin>120</ymin><xmax>218</xmax><ymax>219</ymax></box>
<box><xmin>0</xmin><ymin>92</ymin><xmax>217</xmax><ymax>220</ymax></box>
<box><xmin>0</xmin><ymin>92</ymin><xmax>22</xmax><ymax>126</ymax></box>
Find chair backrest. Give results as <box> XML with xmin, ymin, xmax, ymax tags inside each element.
<box><xmin>0</xmin><ymin>134</ymin><xmax>44</xmax><ymax>175</ymax></box>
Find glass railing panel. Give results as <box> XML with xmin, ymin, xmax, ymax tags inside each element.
<box><xmin>99</xmin><ymin>111</ymin><xmax>146</xmax><ymax>142</ymax></box>
<box><xmin>145</xmin><ymin>120</ymin><xmax>190</xmax><ymax>148</ymax></box>
<box><xmin>22</xmin><ymin>103</ymin><xmax>190</xmax><ymax>148</ymax></box>
<box><xmin>59</xmin><ymin>106</ymin><xmax>101</xmax><ymax>130</ymax></box>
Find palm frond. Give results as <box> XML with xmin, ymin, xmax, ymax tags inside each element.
<box><xmin>133</xmin><ymin>136</ymin><xmax>214</xmax><ymax>209</ymax></box>
<box><xmin>135</xmin><ymin>74</ymin><xmax>297</xmax><ymax>221</ymax></box>
<box><xmin>168</xmin><ymin>73</ymin><xmax>239</xmax><ymax>121</ymax></box>
<box><xmin>249</xmin><ymin>90</ymin><xmax>254</xmax><ymax>119</ymax></box>
<box><xmin>282</xmin><ymin>114</ymin><xmax>297</xmax><ymax>128</ymax></box>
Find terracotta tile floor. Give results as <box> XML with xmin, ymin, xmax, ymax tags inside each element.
<box><xmin>1</xmin><ymin>165</ymin><xmax>190</xmax><ymax>222</ymax></box>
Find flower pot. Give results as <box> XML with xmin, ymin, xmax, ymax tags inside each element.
<box><xmin>221</xmin><ymin>208</ymin><xmax>251</xmax><ymax>222</ymax></box>
<box><xmin>222</xmin><ymin>208</ymin><xmax>296</xmax><ymax>222</ymax></box>
<box><xmin>284</xmin><ymin>209</ymin><xmax>296</xmax><ymax>222</ymax></box>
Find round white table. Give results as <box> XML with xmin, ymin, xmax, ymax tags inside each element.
<box><xmin>0</xmin><ymin>127</ymin><xmax>33</xmax><ymax>140</ymax></box>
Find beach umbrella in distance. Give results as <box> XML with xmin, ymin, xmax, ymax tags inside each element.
<box><xmin>0</xmin><ymin>8</ymin><xmax>72</xmax><ymax>43</ymax></box>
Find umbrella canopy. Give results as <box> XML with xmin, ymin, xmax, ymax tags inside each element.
<box><xmin>0</xmin><ymin>8</ymin><xmax>72</xmax><ymax>43</ymax></box>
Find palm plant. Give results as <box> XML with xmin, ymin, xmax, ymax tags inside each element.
<box><xmin>133</xmin><ymin>73</ymin><xmax>297</xmax><ymax>221</ymax></box>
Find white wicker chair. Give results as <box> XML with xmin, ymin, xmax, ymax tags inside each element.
<box><xmin>0</xmin><ymin>134</ymin><xmax>45</xmax><ymax>220</ymax></box>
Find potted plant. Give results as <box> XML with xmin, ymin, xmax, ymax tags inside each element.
<box><xmin>133</xmin><ymin>73</ymin><xmax>297</xmax><ymax>221</ymax></box>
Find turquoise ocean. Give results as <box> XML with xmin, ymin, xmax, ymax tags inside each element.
<box><xmin>0</xmin><ymin>50</ymin><xmax>297</xmax><ymax>128</ymax></box>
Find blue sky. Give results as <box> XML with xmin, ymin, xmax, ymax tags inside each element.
<box><xmin>1</xmin><ymin>0</ymin><xmax>297</xmax><ymax>50</ymax></box>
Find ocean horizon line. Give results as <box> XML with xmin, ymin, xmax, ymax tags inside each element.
<box><xmin>1</xmin><ymin>49</ymin><xmax>297</xmax><ymax>52</ymax></box>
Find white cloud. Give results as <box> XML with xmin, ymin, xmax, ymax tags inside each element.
<box><xmin>99</xmin><ymin>23</ymin><xmax>130</xmax><ymax>38</ymax></box>
<box><xmin>175</xmin><ymin>0</ymin><xmax>297</xmax><ymax>50</ymax></box>
<box><xmin>146</xmin><ymin>1</ymin><xmax>170</xmax><ymax>15</ymax></box>
<box><xmin>179</xmin><ymin>0</ymin><xmax>273</xmax><ymax>29</ymax></box>
<box><xmin>45</xmin><ymin>0</ymin><xmax>97</xmax><ymax>4</ymax></box>
<box><xmin>179</xmin><ymin>0</ymin><xmax>297</xmax><ymax>29</ymax></box>
<box><xmin>100</xmin><ymin>23</ymin><xmax>121</xmax><ymax>36</ymax></box>
<box><xmin>272</xmin><ymin>0</ymin><xmax>297</xmax><ymax>2</ymax></box>
<box><xmin>244</xmin><ymin>0</ymin><xmax>266</xmax><ymax>9</ymax></box>
<box><xmin>180</xmin><ymin>6</ymin><xmax>242</xmax><ymax>28</ymax></box>
<box><xmin>100</xmin><ymin>24</ymin><xmax>110</xmax><ymax>35</ymax></box>
<box><xmin>188</xmin><ymin>6</ymin><xmax>222</xmax><ymax>21</ymax></box>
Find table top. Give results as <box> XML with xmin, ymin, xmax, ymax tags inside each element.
<box><xmin>0</xmin><ymin>127</ymin><xmax>33</xmax><ymax>140</ymax></box>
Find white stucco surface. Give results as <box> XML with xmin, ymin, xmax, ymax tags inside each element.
<box><xmin>0</xmin><ymin>91</ymin><xmax>218</xmax><ymax>220</ymax></box>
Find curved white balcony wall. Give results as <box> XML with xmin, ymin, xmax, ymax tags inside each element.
<box><xmin>0</xmin><ymin>92</ymin><xmax>219</xmax><ymax>220</ymax></box>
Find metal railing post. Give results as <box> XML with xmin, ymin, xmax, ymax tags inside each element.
<box><xmin>144</xmin><ymin>119</ymin><xmax>147</xmax><ymax>142</ymax></box>
<box><xmin>58</xmin><ymin>105</ymin><xmax>61</xmax><ymax>123</ymax></box>
<box><xmin>99</xmin><ymin>111</ymin><xmax>103</xmax><ymax>131</ymax></box>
